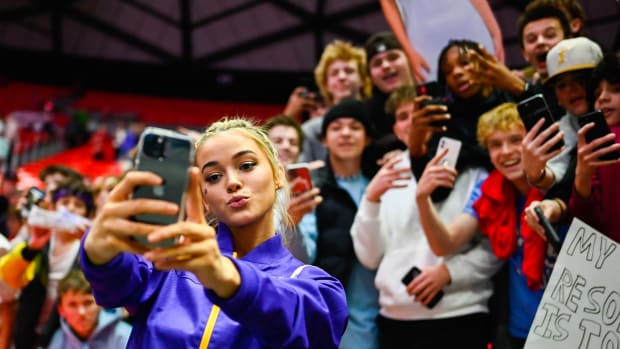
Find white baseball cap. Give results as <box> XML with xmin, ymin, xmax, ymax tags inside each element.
<box><xmin>545</xmin><ymin>37</ymin><xmax>603</xmax><ymax>85</ymax></box>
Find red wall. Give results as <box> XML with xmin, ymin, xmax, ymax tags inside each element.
<box><xmin>1</xmin><ymin>82</ymin><xmax>285</xmax><ymax>128</ymax></box>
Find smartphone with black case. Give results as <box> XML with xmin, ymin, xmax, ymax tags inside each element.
<box><xmin>131</xmin><ymin>126</ymin><xmax>195</xmax><ymax>247</ymax></box>
<box><xmin>577</xmin><ymin>110</ymin><xmax>620</xmax><ymax>161</ymax></box>
<box><xmin>416</xmin><ymin>81</ymin><xmax>442</xmax><ymax>98</ymax></box>
<box><xmin>420</xmin><ymin>97</ymin><xmax>450</xmax><ymax>128</ymax></box>
<box><xmin>517</xmin><ymin>93</ymin><xmax>564</xmax><ymax>152</ymax></box>
<box><xmin>534</xmin><ymin>206</ymin><xmax>562</xmax><ymax>252</ymax></box>
<box><xmin>401</xmin><ymin>266</ymin><xmax>444</xmax><ymax>309</ymax></box>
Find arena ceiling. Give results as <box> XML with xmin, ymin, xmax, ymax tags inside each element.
<box><xmin>0</xmin><ymin>0</ymin><xmax>617</xmax><ymax>103</ymax></box>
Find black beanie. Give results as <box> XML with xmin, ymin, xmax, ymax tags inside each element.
<box><xmin>364</xmin><ymin>31</ymin><xmax>401</xmax><ymax>63</ymax></box>
<box><xmin>321</xmin><ymin>99</ymin><xmax>373</xmax><ymax>137</ymax></box>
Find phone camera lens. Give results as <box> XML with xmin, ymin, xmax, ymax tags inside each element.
<box><xmin>144</xmin><ymin>134</ymin><xmax>166</xmax><ymax>159</ymax></box>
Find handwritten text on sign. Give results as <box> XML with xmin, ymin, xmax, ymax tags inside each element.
<box><xmin>525</xmin><ymin>218</ymin><xmax>619</xmax><ymax>349</ymax></box>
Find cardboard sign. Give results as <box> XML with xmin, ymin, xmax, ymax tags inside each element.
<box><xmin>524</xmin><ymin>218</ymin><xmax>619</xmax><ymax>349</ymax></box>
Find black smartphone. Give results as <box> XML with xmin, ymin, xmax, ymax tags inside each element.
<box><xmin>577</xmin><ymin>110</ymin><xmax>620</xmax><ymax>161</ymax></box>
<box><xmin>131</xmin><ymin>127</ymin><xmax>195</xmax><ymax>247</ymax></box>
<box><xmin>534</xmin><ymin>206</ymin><xmax>562</xmax><ymax>252</ymax></box>
<box><xmin>420</xmin><ymin>97</ymin><xmax>450</xmax><ymax>128</ymax></box>
<box><xmin>517</xmin><ymin>93</ymin><xmax>564</xmax><ymax>152</ymax></box>
<box><xmin>416</xmin><ymin>81</ymin><xmax>442</xmax><ymax>98</ymax></box>
<box><xmin>21</xmin><ymin>186</ymin><xmax>46</xmax><ymax>218</ymax></box>
<box><xmin>401</xmin><ymin>266</ymin><xmax>444</xmax><ymax>309</ymax></box>
<box><xmin>285</xmin><ymin>163</ymin><xmax>314</xmax><ymax>196</ymax></box>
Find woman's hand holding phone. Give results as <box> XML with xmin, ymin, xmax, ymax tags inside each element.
<box><xmin>83</xmin><ymin>171</ymin><xmax>179</xmax><ymax>265</ymax></box>
<box><xmin>142</xmin><ymin>168</ymin><xmax>212</xmax><ymax>269</ymax></box>
<box><xmin>84</xmin><ymin>167</ymin><xmax>236</xmax><ymax>295</ymax></box>
<box><xmin>143</xmin><ymin>167</ymin><xmax>241</xmax><ymax>299</ymax></box>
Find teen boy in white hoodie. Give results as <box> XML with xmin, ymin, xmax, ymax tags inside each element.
<box><xmin>351</xmin><ymin>85</ymin><xmax>502</xmax><ymax>348</ymax></box>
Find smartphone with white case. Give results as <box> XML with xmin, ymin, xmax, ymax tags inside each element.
<box><xmin>436</xmin><ymin>137</ymin><xmax>462</xmax><ymax>169</ymax></box>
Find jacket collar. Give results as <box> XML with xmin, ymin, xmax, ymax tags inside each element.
<box><xmin>215</xmin><ymin>224</ymin><xmax>288</xmax><ymax>266</ymax></box>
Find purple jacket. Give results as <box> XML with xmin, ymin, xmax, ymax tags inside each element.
<box><xmin>80</xmin><ymin>224</ymin><xmax>348</xmax><ymax>348</ymax></box>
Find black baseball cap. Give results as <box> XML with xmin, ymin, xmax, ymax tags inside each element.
<box><xmin>364</xmin><ymin>31</ymin><xmax>402</xmax><ymax>63</ymax></box>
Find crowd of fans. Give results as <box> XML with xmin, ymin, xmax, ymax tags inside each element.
<box><xmin>0</xmin><ymin>0</ymin><xmax>618</xmax><ymax>348</ymax></box>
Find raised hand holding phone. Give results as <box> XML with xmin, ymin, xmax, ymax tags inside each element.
<box><xmin>573</xmin><ymin>119</ymin><xmax>620</xmax><ymax>200</ymax></box>
<box><xmin>415</xmin><ymin>146</ymin><xmax>458</xmax><ymax>202</ymax></box>
<box><xmin>517</xmin><ymin>94</ymin><xmax>564</xmax><ymax>152</ymax></box>
<box><xmin>131</xmin><ymin>127</ymin><xmax>195</xmax><ymax>247</ymax></box>
<box><xmin>578</xmin><ymin>110</ymin><xmax>620</xmax><ymax>161</ymax></box>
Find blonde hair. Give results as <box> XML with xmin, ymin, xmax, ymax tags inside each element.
<box><xmin>314</xmin><ymin>40</ymin><xmax>372</xmax><ymax>106</ymax></box>
<box><xmin>385</xmin><ymin>85</ymin><xmax>417</xmax><ymax>114</ymax></box>
<box><xmin>196</xmin><ymin>117</ymin><xmax>293</xmax><ymax>231</ymax></box>
<box><xmin>477</xmin><ymin>102</ymin><xmax>525</xmax><ymax>148</ymax></box>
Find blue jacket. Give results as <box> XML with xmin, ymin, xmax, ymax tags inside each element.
<box><xmin>80</xmin><ymin>224</ymin><xmax>348</xmax><ymax>349</ymax></box>
<box><xmin>47</xmin><ymin>309</ymin><xmax>132</xmax><ymax>349</ymax></box>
